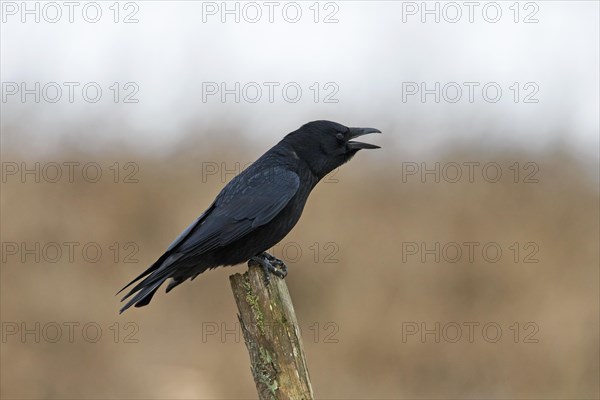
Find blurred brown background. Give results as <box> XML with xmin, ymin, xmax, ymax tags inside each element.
<box><xmin>2</xmin><ymin>2</ymin><xmax>599</xmax><ymax>398</ymax></box>
<box><xmin>1</xmin><ymin>125</ymin><xmax>598</xmax><ymax>399</ymax></box>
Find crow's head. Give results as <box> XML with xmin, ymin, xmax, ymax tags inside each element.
<box><xmin>284</xmin><ymin>120</ymin><xmax>381</xmax><ymax>178</ymax></box>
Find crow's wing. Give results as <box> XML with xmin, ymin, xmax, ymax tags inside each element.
<box><xmin>166</xmin><ymin>206</ymin><xmax>215</xmax><ymax>251</ymax></box>
<box><xmin>174</xmin><ymin>167</ymin><xmax>300</xmax><ymax>254</ymax></box>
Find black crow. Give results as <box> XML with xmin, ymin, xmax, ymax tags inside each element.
<box><xmin>118</xmin><ymin>120</ymin><xmax>381</xmax><ymax>313</ymax></box>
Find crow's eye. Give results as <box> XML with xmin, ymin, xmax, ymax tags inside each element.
<box><xmin>335</xmin><ymin>133</ymin><xmax>344</xmax><ymax>141</ymax></box>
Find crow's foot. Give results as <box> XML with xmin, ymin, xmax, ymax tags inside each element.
<box><xmin>248</xmin><ymin>251</ymin><xmax>288</xmax><ymax>285</ymax></box>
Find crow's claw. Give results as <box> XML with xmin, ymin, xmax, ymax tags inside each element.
<box><xmin>249</xmin><ymin>252</ymin><xmax>288</xmax><ymax>285</ymax></box>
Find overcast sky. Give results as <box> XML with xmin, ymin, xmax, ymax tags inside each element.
<box><xmin>1</xmin><ymin>1</ymin><xmax>598</xmax><ymax>158</ymax></box>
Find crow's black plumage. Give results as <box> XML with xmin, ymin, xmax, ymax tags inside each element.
<box><xmin>118</xmin><ymin>120</ymin><xmax>381</xmax><ymax>313</ymax></box>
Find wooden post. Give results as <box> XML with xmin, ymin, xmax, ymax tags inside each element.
<box><xmin>229</xmin><ymin>264</ymin><xmax>314</xmax><ymax>400</ymax></box>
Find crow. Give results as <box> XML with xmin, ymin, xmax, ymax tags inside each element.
<box><xmin>118</xmin><ymin>120</ymin><xmax>381</xmax><ymax>313</ymax></box>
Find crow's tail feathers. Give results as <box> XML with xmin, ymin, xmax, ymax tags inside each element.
<box><xmin>117</xmin><ymin>253</ymin><xmax>184</xmax><ymax>313</ymax></box>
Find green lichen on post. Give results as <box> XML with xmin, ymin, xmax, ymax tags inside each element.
<box><xmin>243</xmin><ymin>275</ymin><xmax>266</xmax><ymax>335</ymax></box>
<box><xmin>257</xmin><ymin>347</ymin><xmax>279</xmax><ymax>395</ymax></box>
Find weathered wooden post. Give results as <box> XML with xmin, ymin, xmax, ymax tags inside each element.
<box><xmin>229</xmin><ymin>264</ymin><xmax>314</xmax><ymax>400</ymax></box>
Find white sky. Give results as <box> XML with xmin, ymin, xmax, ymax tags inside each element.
<box><xmin>1</xmin><ymin>1</ymin><xmax>599</xmax><ymax>158</ymax></box>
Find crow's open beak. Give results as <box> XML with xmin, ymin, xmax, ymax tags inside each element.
<box><xmin>347</xmin><ymin>127</ymin><xmax>382</xmax><ymax>150</ymax></box>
